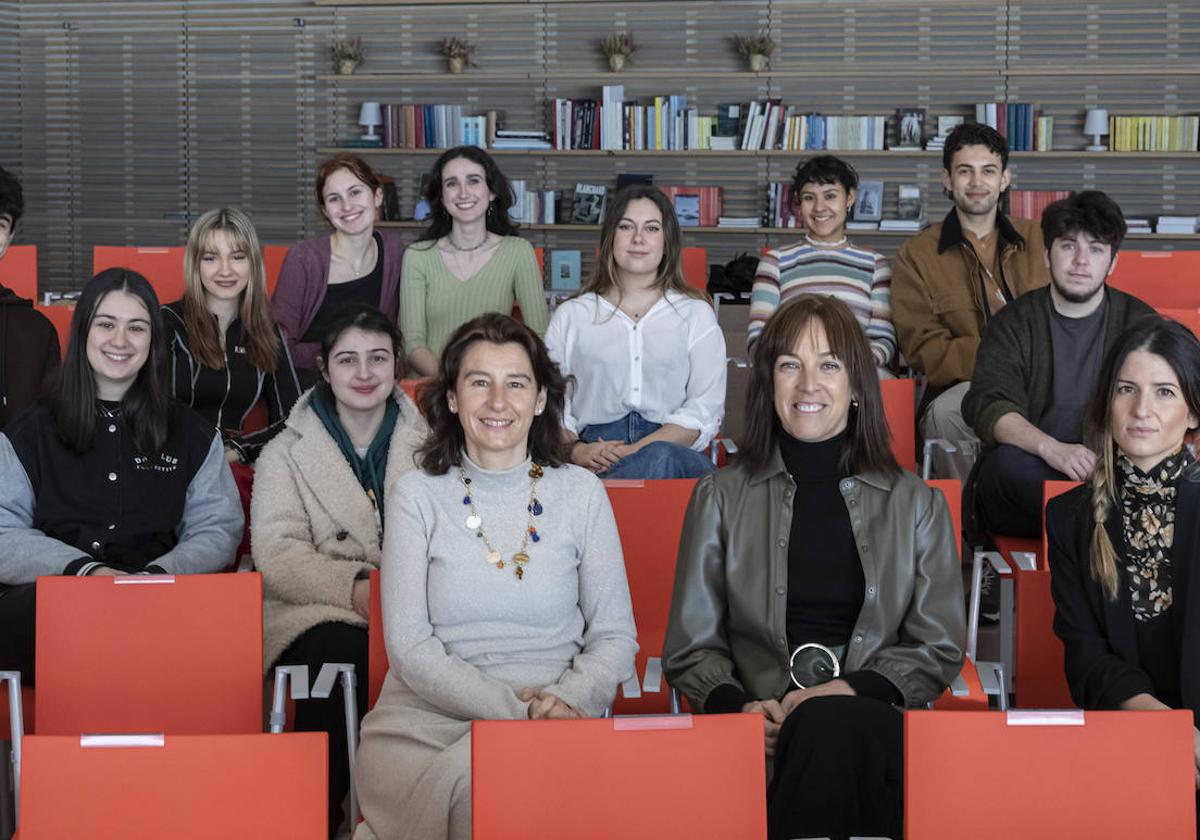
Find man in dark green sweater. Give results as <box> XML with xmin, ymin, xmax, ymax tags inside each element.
<box><xmin>963</xmin><ymin>191</ymin><xmax>1155</xmax><ymax>537</ymax></box>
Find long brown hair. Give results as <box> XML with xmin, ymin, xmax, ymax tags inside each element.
<box><xmin>577</xmin><ymin>185</ymin><xmax>705</xmax><ymax>306</ymax></box>
<box><xmin>181</xmin><ymin>208</ymin><xmax>279</xmax><ymax>372</ymax></box>
<box><xmin>1083</xmin><ymin>315</ymin><xmax>1200</xmax><ymax>599</ymax></box>
<box><xmin>739</xmin><ymin>294</ymin><xmax>899</xmax><ymax>478</ymax></box>
<box><xmin>417</xmin><ymin>313</ymin><xmax>570</xmax><ymax>475</ymax></box>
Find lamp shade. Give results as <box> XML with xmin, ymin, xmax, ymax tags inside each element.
<box><xmin>359</xmin><ymin>101</ymin><xmax>382</xmax><ymax>128</ymax></box>
<box><xmin>1083</xmin><ymin>108</ymin><xmax>1109</xmax><ymax>137</ymax></box>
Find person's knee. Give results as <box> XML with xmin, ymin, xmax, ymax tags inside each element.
<box><xmin>639</xmin><ymin>441</ymin><xmax>713</xmax><ymax>478</ymax></box>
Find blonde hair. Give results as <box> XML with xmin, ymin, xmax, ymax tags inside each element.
<box><xmin>1088</xmin><ymin>432</ymin><xmax>1121</xmax><ymax>600</ymax></box>
<box><xmin>182</xmin><ymin>208</ymin><xmax>279</xmax><ymax>372</ymax></box>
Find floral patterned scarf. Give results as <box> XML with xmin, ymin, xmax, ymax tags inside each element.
<box><xmin>1117</xmin><ymin>446</ymin><xmax>1193</xmax><ymax>622</ymax></box>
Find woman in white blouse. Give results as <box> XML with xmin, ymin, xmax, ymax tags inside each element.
<box><xmin>545</xmin><ymin>185</ymin><xmax>726</xmax><ymax>479</ymax></box>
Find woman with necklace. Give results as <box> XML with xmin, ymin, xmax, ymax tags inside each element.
<box><xmin>163</xmin><ymin>208</ymin><xmax>301</xmax><ymax>464</ymax></box>
<box><xmin>545</xmin><ymin>185</ymin><xmax>725</xmax><ymax>479</ymax></box>
<box><xmin>252</xmin><ymin>303</ymin><xmax>427</xmax><ymax>838</ymax></box>
<box><xmin>400</xmin><ymin>146</ymin><xmax>549</xmax><ymax>377</ymax></box>
<box><xmin>353</xmin><ymin>313</ymin><xmax>636</xmax><ymax>840</ymax></box>
<box><xmin>1047</xmin><ymin>316</ymin><xmax>1200</xmax><ymax>815</ymax></box>
<box><xmin>748</xmin><ymin>155</ymin><xmax>896</xmax><ymax>376</ymax></box>
<box><xmin>273</xmin><ymin>154</ymin><xmax>405</xmax><ymax>388</ymax></box>
<box><xmin>0</xmin><ymin>268</ymin><xmax>243</xmax><ymax>683</ymax></box>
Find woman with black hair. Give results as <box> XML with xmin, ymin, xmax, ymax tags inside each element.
<box><xmin>664</xmin><ymin>294</ymin><xmax>963</xmax><ymax>840</ymax></box>
<box><xmin>400</xmin><ymin>146</ymin><xmax>549</xmax><ymax>377</ymax></box>
<box><xmin>0</xmin><ymin>268</ymin><xmax>244</xmax><ymax>682</ymax></box>
<box><xmin>1047</xmin><ymin>314</ymin><xmax>1200</xmax><ymax>807</ymax></box>
<box><xmin>252</xmin><ymin>303</ymin><xmax>427</xmax><ymax>838</ymax></box>
<box><xmin>748</xmin><ymin>155</ymin><xmax>895</xmax><ymax>375</ymax></box>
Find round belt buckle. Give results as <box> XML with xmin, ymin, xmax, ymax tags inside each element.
<box><xmin>789</xmin><ymin>642</ymin><xmax>841</xmax><ymax>689</ymax></box>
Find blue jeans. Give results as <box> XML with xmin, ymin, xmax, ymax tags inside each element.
<box><xmin>579</xmin><ymin>412</ymin><xmax>715</xmax><ymax>480</ymax></box>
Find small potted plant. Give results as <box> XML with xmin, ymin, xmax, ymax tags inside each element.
<box><xmin>735</xmin><ymin>30</ymin><xmax>775</xmax><ymax>72</ymax></box>
<box><xmin>331</xmin><ymin>36</ymin><xmax>364</xmax><ymax>76</ymax></box>
<box><xmin>599</xmin><ymin>32</ymin><xmax>637</xmax><ymax>72</ymax></box>
<box><xmin>441</xmin><ymin>37</ymin><xmax>476</xmax><ymax>74</ymax></box>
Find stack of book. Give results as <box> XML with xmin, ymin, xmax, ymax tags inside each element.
<box><xmin>492</xmin><ymin>129</ymin><xmax>552</xmax><ymax>150</ymax></box>
<box><xmin>1156</xmin><ymin>215</ymin><xmax>1200</xmax><ymax>235</ymax></box>
<box><xmin>741</xmin><ymin>105</ymin><xmax>887</xmax><ymax>151</ymax></box>
<box><xmin>1108</xmin><ymin>115</ymin><xmax>1200</xmax><ymax>152</ymax></box>
<box><xmin>974</xmin><ymin>102</ymin><xmax>1043</xmax><ymax>151</ymax></box>
<box><xmin>1125</xmin><ymin>217</ymin><xmax>1154</xmax><ymax>235</ymax></box>
<box><xmin>1008</xmin><ymin>190</ymin><xmax>1071</xmax><ymax>221</ymax></box>
<box><xmin>718</xmin><ymin>217</ymin><xmax>760</xmax><ymax>229</ymax></box>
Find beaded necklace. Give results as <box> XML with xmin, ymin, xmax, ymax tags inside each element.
<box><xmin>458</xmin><ymin>462</ymin><xmax>544</xmax><ymax>580</ymax></box>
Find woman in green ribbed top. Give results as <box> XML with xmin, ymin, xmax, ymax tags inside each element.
<box><xmin>400</xmin><ymin>146</ymin><xmax>550</xmax><ymax>376</ymax></box>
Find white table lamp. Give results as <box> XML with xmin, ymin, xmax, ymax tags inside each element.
<box><xmin>359</xmin><ymin>101</ymin><xmax>382</xmax><ymax>141</ymax></box>
<box><xmin>1083</xmin><ymin>108</ymin><xmax>1109</xmax><ymax>152</ymax></box>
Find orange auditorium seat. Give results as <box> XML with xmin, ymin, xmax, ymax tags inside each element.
<box><xmin>367</xmin><ymin>568</ymin><xmax>386</xmax><ymax>709</ymax></box>
<box><xmin>92</xmin><ymin>246</ymin><xmax>186</xmax><ymax>304</ymax></box>
<box><xmin>263</xmin><ymin>244</ymin><xmax>289</xmax><ymax>298</ymax></box>
<box><xmin>605</xmin><ymin>478</ymin><xmax>696</xmax><ymax>715</ymax></box>
<box><xmin>880</xmin><ymin>378</ymin><xmax>917</xmax><ymax>472</ymax></box>
<box><xmin>1158</xmin><ymin>307</ymin><xmax>1200</xmax><ymax>339</ymax></box>
<box><xmin>17</xmin><ymin>732</ymin><xmax>326</xmax><ymax>839</ymax></box>
<box><xmin>35</xmin><ymin>574</ymin><xmax>263</xmax><ymax>735</ymax></box>
<box><xmin>906</xmin><ymin>709</ymin><xmax>1196</xmax><ymax>839</ymax></box>
<box><xmin>1107</xmin><ymin>249</ymin><xmax>1200</xmax><ymax>310</ymax></box>
<box><xmin>682</xmin><ymin>246</ymin><xmax>707</xmax><ymax>292</ymax></box>
<box><xmin>32</xmin><ymin>305</ymin><xmax>73</xmax><ymax>360</ymax></box>
<box><xmin>473</xmin><ymin>714</ymin><xmax>766</xmax><ymax>840</ymax></box>
<box><xmin>0</xmin><ymin>244</ymin><xmax>37</xmax><ymax>301</ymax></box>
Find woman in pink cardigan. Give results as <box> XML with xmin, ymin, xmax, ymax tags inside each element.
<box><xmin>272</xmin><ymin>154</ymin><xmax>405</xmax><ymax>387</ymax></box>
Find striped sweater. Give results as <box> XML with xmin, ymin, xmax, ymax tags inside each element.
<box><xmin>747</xmin><ymin>239</ymin><xmax>895</xmax><ymax>367</ymax></box>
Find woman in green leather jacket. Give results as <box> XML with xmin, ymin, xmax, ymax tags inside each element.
<box><xmin>664</xmin><ymin>293</ymin><xmax>965</xmax><ymax>840</ymax></box>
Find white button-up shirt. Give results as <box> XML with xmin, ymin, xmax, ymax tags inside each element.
<box><xmin>545</xmin><ymin>290</ymin><xmax>727</xmax><ymax>451</ymax></box>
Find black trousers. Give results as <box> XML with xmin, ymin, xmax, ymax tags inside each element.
<box><xmin>975</xmin><ymin>444</ymin><xmax>1067</xmax><ymax>538</ymax></box>
<box><xmin>767</xmin><ymin>695</ymin><xmax>903</xmax><ymax>840</ymax></box>
<box><xmin>0</xmin><ymin>584</ymin><xmax>37</xmax><ymax>685</ymax></box>
<box><xmin>274</xmin><ymin>621</ymin><xmax>369</xmax><ymax>838</ymax></box>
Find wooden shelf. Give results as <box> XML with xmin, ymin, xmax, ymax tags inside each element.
<box><xmin>321</xmin><ymin>147</ymin><xmax>1198</xmax><ymax>160</ymax></box>
<box><xmin>319</xmin><ymin>66</ymin><xmax>995</xmax><ymax>83</ymax></box>
<box><xmin>375</xmin><ymin>221</ymin><xmax>1200</xmax><ymax>240</ymax></box>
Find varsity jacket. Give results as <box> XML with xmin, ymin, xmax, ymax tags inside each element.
<box><xmin>0</xmin><ymin>402</ymin><xmax>243</xmax><ymax>582</ymax></box>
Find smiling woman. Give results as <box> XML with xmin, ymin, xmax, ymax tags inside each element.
<box><xmin>0</xmin><ymin>268</ymin><xmax>244</xmax><ymax>685</ymax></box>
<box><xmin>163</xmin><ymin>208</ymin><xmax>302</xmax><ymax>464</ymax></box>
<box><xmin>353</xmin><ymin>312</ymin><xmax>636</xmax><ymax>840</ymax></box>
<box><xmin>665</xmin><ymin>294</ymin><xmax>964</xmax><ymax>840</ymax></box>
<box><xmin>251</xmin><ymin>302</ymin><xmax>428</xmax><ymax>836</ymax></box>
<box><xmin>272</xmin><ymin>154</ymin><xmax>406</xmax><ymax>387</ymax></box>
<box><xmin>400</xmin><ymin>146</ymin><xmax>550</xmax><ymax>378</ymax></box>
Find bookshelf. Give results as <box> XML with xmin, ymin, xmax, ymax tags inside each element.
<box><xmin>315</xmin><ymin>0</ymin><xmax>1200</xmax><ymax>271</ymax></box>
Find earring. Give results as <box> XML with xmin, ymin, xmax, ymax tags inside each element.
<box><xmin>850</xmin><ymin>397</ymin><xmax>859</xmax><ymax>409</ymax></box>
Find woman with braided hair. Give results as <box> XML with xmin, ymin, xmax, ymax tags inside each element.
<box><xmin>1046</xmin><ymin>314</ymin><xmax>1200</xmax><ymax>812</ymax></box>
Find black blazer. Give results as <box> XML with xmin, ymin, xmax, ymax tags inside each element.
<box><xmin>1046</xmin><ymin>463</ymin><xmax>1200</xmax><ymax>727</ymax></box>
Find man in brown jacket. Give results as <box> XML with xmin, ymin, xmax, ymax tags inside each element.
<box><xmin>892</xmin><ymin>123</ymin><xmax>1049</xmax><ymax>446</ymax></box>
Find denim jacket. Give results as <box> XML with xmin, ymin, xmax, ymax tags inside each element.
<box><xmin>663</xmin><ymin>446</ymin><xmax>965</xmax><ymax>710</ymax></box>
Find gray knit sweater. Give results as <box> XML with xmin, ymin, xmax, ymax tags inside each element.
<box><xmin>381</xmin><ymin>455</ymin><xmax>637</xmax><ymax>719</ymax></box>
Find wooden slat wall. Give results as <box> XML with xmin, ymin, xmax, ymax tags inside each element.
<box><xmin>3</xmin><ymin>0</ymin><xmax>1199</xmax><ymax>290</ymax></box>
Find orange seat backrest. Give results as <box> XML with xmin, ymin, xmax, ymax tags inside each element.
<box><xmin>92</xmin><ymin>246</ymin><xmax>186</xmax><ymax>305</ymax></box>
<box><xmin>925</xmin><ymin>479</ymin><xmax>962</xmax><ymax>563</ymax></box>
<box><xmin>682</xmin><ymin>246</ymin><xmax>707</xmax><ymax>292</ymax></box>
<box><xmin>262</xmin><ymin>244</ymin><xmax>289</xmax><ymax>298</ymax></box>
<box><xmin>1158</xmin><ymin>307</ymin><xmax>1200</xmax><ymax>339</ymax></box>
<box><xmin>880</xmin><ymin>378</ymin><xmax>917</xmax><ymax>472</ymax></box>
<box><xmin>368</xmin><ymin>568</ymin><xmax>386</xmax><ymax>709</ymax></box>
<box><xmin>19</xmin><ymin>732</ymin><xmax>327</xmax><ymax>839</ymax></box>
<box><xmin>605</xmin><ymin>478</ymin><xmax>696</xmax><ymax>715</ymax></box>
<box><xmin>472</xmin><ymin>715</ymin><xmax>767</xmax><ymax>840</ymax></box>
<box><xmin>0</xmin><ymin>244</ymin><xmax>37</xmax><ymax>300</ymax></box>
<box><xmin>32</xmin><ymin>304</ymin><xmax>74</xmax><ymax>360</ymax></box>
<box><xmin>1107</xmin><ymin>250</ymin><xmax>1200</xmax><ymax>310</ymax></box>
<box><xmin>35</xmin><ymin>574</ymin><xmax>263</xmax><ymax>735</ymax></box>
<box><xmin>905</xmin><ymin>710</ymin><xmax>1196</xmax><ymax>838</ymax></box>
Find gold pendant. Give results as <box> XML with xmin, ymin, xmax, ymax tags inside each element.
<box><xmin>515</xmin><ymin>566</ymin><xmax>524</xmax><ymax>580</ymax></box>
<box><xmin>486</xmin><ymin>550</ymin><xmax>503</xmax><ymax>568</ymax></box>
<box><xmin>512</xmin><ymin>552</ymin><xmax>529</xmax><ymax>567</ymax></box>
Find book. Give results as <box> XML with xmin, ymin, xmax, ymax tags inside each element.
<box><xmin>672</xmin><ymin>193</ymin><xmax>701</xmax><ymax>227</ymax></box>
<box><xmin>896</xmin><ymin>184</ymin><xmax>924</xmax><ymax>221</ymax></box>
<box><xmin>550</xmin><ymin>250</ymin><xmax>582</xmax><ymax>291</ymax></box>
<box><xmin>569</xmin><ymin>184</ymin><xmax>607</xmax><ymax>224</ymax></box>
<box><xmin>894</xmin><ymin>108</ymin><xmax>926</xmax><ymax>149</ymax></box>
<box><xmin>853</xmin><ymin>180</ymin><xmax>884</xmax><ymax>222</ymax></box>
